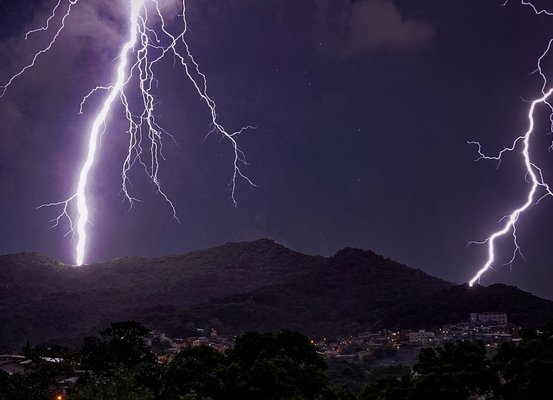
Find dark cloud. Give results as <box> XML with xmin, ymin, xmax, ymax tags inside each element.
<box><xmin>315</xmin><ymin>0</ymin><xmax>434</xmax><ymax>57</ymax></box>
<box><xmin>348</xmin><ymin>0</ymin><xmax>434</xmax><ymax>53</ymax></box>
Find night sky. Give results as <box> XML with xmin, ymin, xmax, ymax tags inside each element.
<box><xmin>1</xmin><ymin>0</ymin><xmax>553</xmax><ymax>299</ymax></box>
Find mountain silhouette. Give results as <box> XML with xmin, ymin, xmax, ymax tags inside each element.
<box><xmin>1</xmin><ymin>239</ymin><xmax>552</xmax><ymax>350</ymax></box>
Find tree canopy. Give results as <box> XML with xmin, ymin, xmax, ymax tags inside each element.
<box><xmin>3</xmin><ymin>320</ymin><xmax>553</xmax><ymax>399</ymax></box>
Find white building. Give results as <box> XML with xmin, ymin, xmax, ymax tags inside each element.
<box><xmin>470</xmin><ymin>312</ymin><xmax>508</xmax><ymax>325</ymax></box>
<box><xmin>408</xmin><ymin>330</ymin><xmax>435</xmax><ymax>344</ymax></box>
<box><xmin>0</xmin><ymin>355</ymin><xmax>30</xmax><ymax>375</ymax></box>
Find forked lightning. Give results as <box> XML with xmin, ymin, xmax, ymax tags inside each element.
<box><xmin>1</xmin><ymin>0</ymin><xmax>254</xmax><ymax>265</ymax></box>
<box><xmin>468</xmin><ymin>0</ymin><xmax>553</xmax><ymax>285</ymax></box>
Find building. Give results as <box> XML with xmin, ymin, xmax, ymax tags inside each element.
<box><xmin>408</xmin><ymin>330</ymin><xmax>435</xmax><ymax>344</ymax></box>
<box><xmin>470</xmin><ymin>312</ymin><xmax>508</xmax><ymax>325</ymax></box>
<box><xmin>0</xmin><ymin>355</ymin><xmax>31</xmax><ymax>375</ymax></box>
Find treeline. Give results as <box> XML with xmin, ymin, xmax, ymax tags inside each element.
<box><xmin>2</xmin><ymin>321</ymin><xmax>553</xmax><ymax>400</ymax></box>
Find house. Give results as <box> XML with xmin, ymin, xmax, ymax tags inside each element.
<box><xmin>408</xmin><ymin>330</ymin><xmax>435</xmax><ymax>344</ymax></box>
<box><xmin>0</xmin><ymin>355</ymin><xmax>31</xmax><ymax>375</ymax></box>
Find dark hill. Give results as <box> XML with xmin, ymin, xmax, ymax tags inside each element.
<box><xmin>178</xmin><ymin>248</ymin><xmax>553</xmax><ymax>336</ymax></box>
<box><xmin>0</xmin><ymin>239</ymin><xmax>321</xmax><ymax>351</ymax></box>
<box><xmin>1</xmin><ymin>240</ymin><xmax>552</xmax><ymax>350</ymax></box>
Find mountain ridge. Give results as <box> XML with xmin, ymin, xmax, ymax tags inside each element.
<box><xmin>1</xmin><ymin>239</ymin><xmax>552</xmax><ymax>351</ymax></box>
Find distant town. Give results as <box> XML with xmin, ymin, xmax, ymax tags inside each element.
<box><xmin>142</xmin><ymin>311</ymin><xmax>516</xmax><ymax>366</ymax></box>
<box><xmin>0</xmin><ymin>311</ymin><xmax>516</xmax><ymax>376</ymax></box>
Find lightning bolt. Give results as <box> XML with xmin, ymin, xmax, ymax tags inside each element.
<box><xmin>468</xmin><ymin>1</ymin><xmax>553</xmax><ymax>286</ymax></box>
<box><xmin>2</xmin><ymin>0</ymin><xmax>254</xmax><ymax>265</ymax></box>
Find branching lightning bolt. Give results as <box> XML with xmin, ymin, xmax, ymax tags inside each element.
<box><xmin>468</xmin><ymin>1</ymin><xmax>553</xmax><ymax>286</ymax></box>
<box><xmin>1</xmin><ymin>0</ymin><xmax>254</xmax><ymax>265</ymax></box>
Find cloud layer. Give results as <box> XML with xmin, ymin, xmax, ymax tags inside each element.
<box><xmin>315</xmin><ymin>0</ymin><xmax>434</xmax><ymax>57</ymax></box>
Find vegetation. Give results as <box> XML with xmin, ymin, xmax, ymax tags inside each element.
<box><xmin>359</xmin><ymin>323</ymin><xmax>553</xmax><ymax>399</ymax></box>
<box><xmin>3</xmin><ymin>320</ymin><xmax>553</xmax><ymax>399</ymax></box>
<box><xmin>0</xmin><ymin>239</ymin><xmax>321</xmax><ymax>350</ymax></box>
<box><xmin>1</xmin><ymin>322</ymin><xmax>355</xmax><ymax>400</ymax></box>
<box><xmin>180</xmin><ymin>249</ymin><xmax>553</xmax><ymax>336</ymax></box>
<box><xmin>3</xmin><ymin>240</ymin><xmax>553</xmax><ymax>351</ymax></box>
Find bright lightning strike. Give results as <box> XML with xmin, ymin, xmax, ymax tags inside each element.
<box><xmin>468</xmin><ymin>1</ymin><xmax>553</xmax><ymax>286</ymax></box>
<box><xmin>1</xmin><ymin>0</ymin><xmax>254</xmax><ymax>265</ymax></box>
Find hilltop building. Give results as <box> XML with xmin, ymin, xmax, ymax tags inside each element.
<box><xmin>470</xmin><ymin>312</ymin><xmax>508</xmax><ymax>325</ymax></box>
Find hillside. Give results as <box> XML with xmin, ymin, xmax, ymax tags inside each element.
<box><xmin>1</xmin><ymin>240</ymin><xmax>553</xmax><ymax>350</ymax></box>
<box><xmin>0</xmin><ymin>239</ymin><xmax>321</xmax><ymax>350</ymax></box>
<box><xmin>178</xmin><ymin>248</ymin><xmax>553</xmax><ymax>336</ymax></box>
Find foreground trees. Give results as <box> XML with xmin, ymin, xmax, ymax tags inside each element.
<box><xmin>161</xmin><ymin>330</ymin><xmax>352</xmax><ymax>400</ymax></box>
<box><xmin>3</xmin><ymin>321</ymin><xmax>553</xmax><ymax>399</ymax></box>
<box><xmin>362</xmin><ymin>323</ymin><xmax>553</xmax><ymax>400</ymax></box>
<box><xmin>68</xmin><ymin>324</ymin><xmax>354</xmax><ymax>400</ymax></box>
<box><xmin>491</xmin><ymin>324</ymin><xmax>553</xmax><ymax>400</ymax></box>
<box><xmin>361</xmin><ymin>341</ymin><xmax>496</xmax><ymax>400</ymax></box>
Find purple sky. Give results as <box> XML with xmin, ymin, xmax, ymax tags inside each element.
<box><xmin>2</xmin><ymin>0</ymin><xmax>553</xmax><ymax>299</ymax></box>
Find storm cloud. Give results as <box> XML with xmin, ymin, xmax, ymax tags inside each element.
<box><xmin>315</xmin><ymin>0</ymin><xmax>434</xmax><ymax>57</ymax></box>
